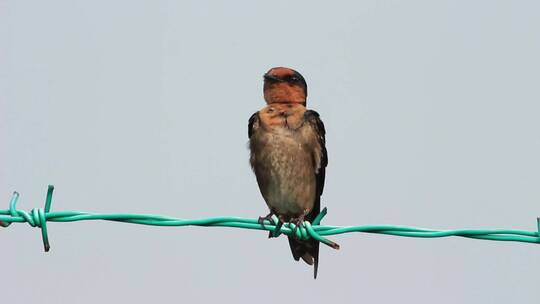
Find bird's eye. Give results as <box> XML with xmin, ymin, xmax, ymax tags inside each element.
<box><xmin>290</xmin><ymin>76</ymin><xmax>299</xmax><ymax>82</ymax></box>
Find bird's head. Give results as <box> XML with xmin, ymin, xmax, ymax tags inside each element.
<box><xmin>263</xmin><ymin>67</ymin><xmax>307</xmax><ymax>106</ymax></box>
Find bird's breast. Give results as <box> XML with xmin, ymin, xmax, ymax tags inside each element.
<box><xmin>250</xmin><ymin>126</ymin><xmax>317</xmax><ymax>218</ymax></box>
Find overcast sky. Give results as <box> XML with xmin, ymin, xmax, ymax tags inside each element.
<box><xmin>2</xmin><ymin>1</ymin><xmax>540</xmax><ymax>303</ymax></box>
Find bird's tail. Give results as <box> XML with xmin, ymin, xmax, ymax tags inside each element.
<box><xmin>287</xmin><ymin>198</ymin><xmax>320</xmax><ymax>279</ymax></box>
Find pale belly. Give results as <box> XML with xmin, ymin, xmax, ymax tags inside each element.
<box><xmin>251</xmin><ymin>131</ymin><xmax>316</xmax><ymax>218</ymax></box>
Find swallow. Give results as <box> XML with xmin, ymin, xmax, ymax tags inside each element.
<box><xmin>248</xmin><ymin>67</ymin><xmax>328</xmax><ymax>278</ymax></box>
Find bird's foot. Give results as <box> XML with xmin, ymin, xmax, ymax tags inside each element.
<box><xmin>258</xmin><ymin>213</ymin><xmax>283</xmax><ymax>238</ymax></box>
<box><xmin>258</xmin><ymin>213</ymin><xmax>274</xmax><ymax>227</ymax></box>
<box><xmin>289</xmin><ymin>215</ymin><xmax>307</xmax><ymax>240</ymax></box>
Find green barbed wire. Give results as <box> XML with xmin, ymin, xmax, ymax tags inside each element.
<box><xmin>1</xmin><ymin>185</ymin><xmax>539</xmax><ymax>252</ymax></box>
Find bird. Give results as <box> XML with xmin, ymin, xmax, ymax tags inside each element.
<box><xmin>248</xmin><ymin>67</ymin><xmax>328</xmax><ymax>278</ymax></box>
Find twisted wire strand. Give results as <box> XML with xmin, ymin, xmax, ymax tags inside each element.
<box><xmin>1</xmin><ymin>186</ymin><xmax>539</xmax><ymax>252</ymax></box>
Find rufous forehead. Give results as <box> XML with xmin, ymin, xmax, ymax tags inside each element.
<box><xmin>266</xmin><ymin>67</ymin><xmax>295</xmax><ymax>77</ymax></box>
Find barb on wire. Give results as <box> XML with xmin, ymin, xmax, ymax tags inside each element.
<box><xmin>1</xmin><ymin>185</ymin><xmax>539</xmax><ymax>252</ymax></box>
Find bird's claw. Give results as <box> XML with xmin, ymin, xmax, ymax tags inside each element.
<box><xmin>289</xmin><ymin>215</ymin><xmax>307</xmax><ymax>240</ymax></box>
<box><xmin>258</xmin><ymin>213</ymin><xmax>274</xmax><ymax>227</ymax></box>
<box><xmin>258</xmin><ymin>213</ymin><xmax>283</xmax><ymax>238</ymax></box>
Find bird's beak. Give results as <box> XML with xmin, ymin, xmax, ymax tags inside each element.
<box><xmin>264</xmin><ymin>73</ymin><xmax>282</xmax><ymax>82</ymax></box>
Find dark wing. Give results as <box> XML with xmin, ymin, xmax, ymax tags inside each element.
<box><xmin>304</xmin><ymin>110</ymin><xmax>328</xmax><ymax>198</ymax></box>
<box><xmin>248</xmin><ymin>112</ymin><xmax>259</xmax><ymax>138</ymax></box>
<box><xmin>287</xmin><ymin>109</ymin><xmax>327</xmax><ymax>279</ymax></box>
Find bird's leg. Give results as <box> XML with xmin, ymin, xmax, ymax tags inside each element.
<box><xmin>289</xmin><ymin>215</ymin><xmax>306</xmax><ymax>240</ymax></box>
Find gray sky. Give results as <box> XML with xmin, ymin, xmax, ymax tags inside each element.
<box><xmin>2</xmin><ymin>1</ymin><xmax>540</xmax><ymax>303</ymax></box>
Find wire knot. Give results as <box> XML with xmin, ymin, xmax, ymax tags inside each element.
<box><xmin>29</xmin><ymin>208</ymin><xmax>46</xmax><ymax>228</ymax></box>
<box><xmin>1</xmin><ymin>186</ymin><xmax>54</xmax><ymax>252</ymax></box>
